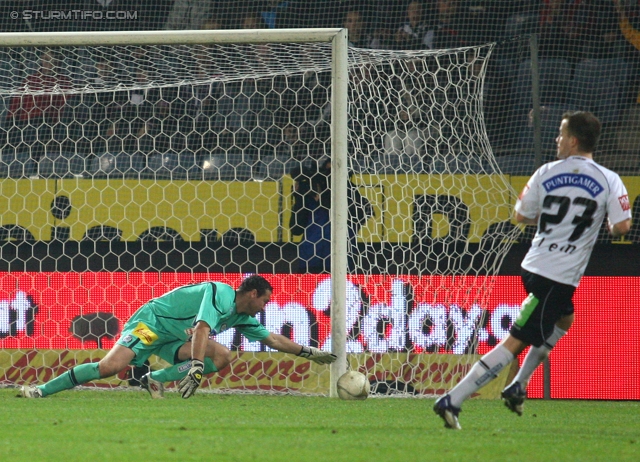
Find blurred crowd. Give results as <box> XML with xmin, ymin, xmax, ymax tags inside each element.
<box><xmin>0</xmin><ymin>1</ymin><xmax>639</xmax><ymax>178</ymax></box>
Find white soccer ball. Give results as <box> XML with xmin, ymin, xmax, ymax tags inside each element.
<box><xmin>337</xmin><ymin>370</ymin><xmax>370</xmax><ymax>401</ymax></box>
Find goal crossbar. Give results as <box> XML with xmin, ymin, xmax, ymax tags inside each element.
<box><xmin>0</xmin><ymin>29</ymin><xmax>344</xmax><ymax>47</ymax></box>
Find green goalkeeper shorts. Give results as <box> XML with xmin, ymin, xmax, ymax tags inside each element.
<box><xmin>116</xmin><ymin>306</ymin><xmax>185</xmax><ymax>367</ymax></box>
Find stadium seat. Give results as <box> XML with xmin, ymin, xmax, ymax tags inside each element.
<box><xmin>381</xmin><ymin>128</ymin><xmax>425</xmax><ymax>173</ymax></box>
<box><xmin>38</xmin><ymin>151</ymin><xmax>88</xmax><ymax>178</ymax></box>
<box><xmin>615</xmin><ymin>106</ymin><xmax>640</xmax><ymax>154</ymax></box>
<box><xmin>201</xmin><ymin>149</ymin><xmax>252</xmax><ymax>180</ymax></box>
<box><xmin>146</xmin><ymin>151</ymin><xmax>199</xmax><ymax>179</ymax></box>
<box><xmin>429</xmin><ymin>152</ymin><xmax>486</xmax><ymax>174</ymax></box>
<box><xmin>512</xmin><ymin>58</ymin><xmax>572</xmax><ymax>109</ymax></box>
<box><xmin>201</xmin><ymin>152</ymin><xmax>223</xmax><ymax>180</ymax></box>
<box><xmin>255</xmin><ymin>154</ymin><xmax>292</xmax><ymax>180</ymax></box>
<box><xmin>597</xmin><ymin>153</ymin><xmax>640</xmax><ymax>175</ymax></box>
<box><xmin>221</xmin><ymin>227</ymin><xmax>256</xmax><ymax>247</ymax></box>
<box><xmin>0</xmin><ymin>148</ymin><xmax>37</xmax><ymax>178</ymax></box>
<box><xmin>504</xmin><ymin>13</ymin><xmax>539</xmax><ymax>39</ymax></box>
<box><xmin>89</xmin><ymin>152</ymin><xmax>145</xmax><ymax>177</ymax></box>
<box><xmin>90</xmin><ymin>152</ymin><xmax>116</xmax><ymax>176</ymax></box>
<box><xmin>494</xmin><ymin>154</ymin><xmax>538</xmax><ymax>176</ymax></box>
<box><xmin>518</xmin><ymin>105</ymin><xmax>572</xmax><ymax>154</ymax></box>
<box><xmin>568</xmin><ymin>58</ymin><xmax>630</xmax><ymax>125</ymax></box>
<box><xmin>146</xmin><ymin>152</ymin><xmax>179</xmax><ymax>178</ymax></box>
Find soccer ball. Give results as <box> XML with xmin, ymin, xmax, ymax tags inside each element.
<box><xmin>337</xmin><ymin>370</ymin><xmax>370</xmax><ymax>401</ymax></box>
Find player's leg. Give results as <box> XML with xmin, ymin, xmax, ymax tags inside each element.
<box><xmin>433</xmin><ymin>334</ymin><xmax>527</xmax><ymax>428</ymax></box>
<box><xmin>433</xmin><ymin>335</ymin><xmax>523</xmax><ymax>429</ymax></box>
<box><xmin>502</xmin><ymin>313</ymin><xmax>573</xmax><ymax>415</ymax></box>
<box><xmin>22</xmin><ymin>344</ymin><xmax>135</xmax><ymax>398</ymax></box>
<box><xmin>434</xmin><ymin>276</ymin><xmax>558</xmax><ymax>429</ymax></box>
<box><xmin>510</xmin><ymin>314</ymin><xmax>573</xmax><ymax>388</ymax></box>
<box><xmin>450</xmin><ymin>335</ymin><xmax>527</xmax><ymax>408</ymax></box>
<box><xmin>502</xmin><ymin>274</ymin><xmax>576</xmax><ymax>415</ymax></box>
<box><xmin>144</xmin><ymin>338</ymin><xmax>232</xmax><ymax>392</ymax></box>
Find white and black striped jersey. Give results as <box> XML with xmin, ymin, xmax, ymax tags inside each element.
<box><xmin>515</xmin><ymin>156</ymin><xmax>632</xmax><ymax>286</ymax></box>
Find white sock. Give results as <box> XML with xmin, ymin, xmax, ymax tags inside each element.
<box><xmin>448</xmin><ymin>344</ymin><xmax>514</xmax><ymax>408</ymax></box>
<box><xmin>511</xmin><ymin>325</ymin><xmax>567</xmax><ymax>388</ymax></box>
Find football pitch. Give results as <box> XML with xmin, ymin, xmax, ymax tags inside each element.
<box><xmin>2</xmin><ymin>388</ymin><xmax>638</xmax><ymax>462</ymax></box>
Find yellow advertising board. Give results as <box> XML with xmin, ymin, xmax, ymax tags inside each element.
<box><xmin>0</xmin><ymin>179</ymin><xmax>282</xmax><ymax>242</ymax></box>
<box><xmin>1</xmin><ymin>175</ymin><xmax>638</xmax><ymax>243</ymax></box>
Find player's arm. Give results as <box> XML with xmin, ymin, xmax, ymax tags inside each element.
<box><xmin>178</xmin><ymin>320</ymin><xmax>211</xmax><ymax>399</ymax></box>
<box><xmin>190</xmin><ymin>320</ymin><xmax>211</xmax><ymax>362</ymax></box>
<box><xmin>515</xmin><ymin>211</ymin><xmax>538</xmax><ymax>225</ymax></box>
<box><xmin>514</xmin><ymin>173</ymin><xmax>541</xmax><ymax>226</ymax></box>
<box><xmin>609</xmin><ymin>218</ymin><xmax>631</xmax><ymax>238</ymax></box>
<box><xmin>606</xmin><ymin>180</ymin><xmax>632</xmax><ymax>238</ymax></box>
<box><xmin>261</xmin><ymin>333</ymin><xmax>337</xmax><ymax>364</ymax></box>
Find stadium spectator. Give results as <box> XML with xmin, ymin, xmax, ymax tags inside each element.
<box><xmin>571</xmin><ymin>0</ymin><xmax>626</xmax><ymax>60</ymax></box>
<box><xmin>20</xmin><ymin>275</ymin><xmax>337</xmax><ymax>399</ymax></box>
<box><xmin>77</xmin><ymin>58</ymin><xmax>121</xmax><ymax>157</ymax></box>
<box><xmin>394</xmin><ymin>0</ymin><xmax>434</xmax><ymax>50</ymax></box>
<box><xmin>537</xmin><ymin>0</ymin><xmax>583</xmax><ymax>61</ymax></box>
<box><xmin>77</xmin><ymin>0</ymin><xmax>152</xmax><ymax>31</ymax></box>
<box><xmin>423</xmin><ymin>0</ymin><xmax>470</xmax><ymax>50</ymax></box>
<box><xmin>259</xmin><ymin>0</ymin><xmax>304</xmax><ymax>29</ymax></box>
<box><xmin>6</xmin><ymin>50</ymin><xmax>72</xmax><ymax>162</ymax></box>
<box><xmin>290</xmin><ymin>158</ymin><xmax>373</xmax><ymax>272</ymax></box>
<box><xmin>434</xmin><ymin>111</ymin><xmax>632</xmax><ymax>430</ymax></box>
<box><xmin>382</xmin><ymin>84</ymin><xmax>427</xmax><ymax>172</ymax></box>
<box><xmin>343</xmin><ymin>7</ymin><xmax>383</xmax><ymax>49</ymax></box>
<box><xmin>239</xmin><ymin>9</ymin><xmax>275</xmax><ymax>72</ymax></box>
<box><xmin>201</xmin><ymin>9</ymin><xmax>276</xmax><ymax>163</ymax></box>
<box><xmin>110</xmin><ymin>66</ymin><xmax>163</xmax><ymax>154</ymax></box>
<box><xmin>346</xmin><ymin>64</ymin><xmax>391</xmax><ymax>165</ymax></box>
<box><xmin>164</xmin><ymin>0</ymin><xmax>212</xmax><ymax>30</ymax></box>
<box><xmin>235</xmin><ymin>7</ymin><xmax>269</xmax><ymax>29</ymax></box>
<box><xmin>290</xmin><ymin>162</ymin><xmax>331</xmax><ymax>273</ymax></box>
<box><xmin>191</xmin><ymin>13</ymin><xmax>226</xmax><ymax>81</ymax></box>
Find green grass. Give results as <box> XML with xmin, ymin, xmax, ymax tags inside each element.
<box><xmin>1</xmin><ymin>389</ymin><xmax>638</xmax><ymax>462</ymax></box>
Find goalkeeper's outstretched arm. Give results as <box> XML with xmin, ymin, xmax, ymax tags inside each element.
<box><xmin>261</xmin><ymin>333</ymin><xmax>337</xmax><ymax>365</ymax></box>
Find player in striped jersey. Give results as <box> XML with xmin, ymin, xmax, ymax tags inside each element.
<box><xmin>434</xmin><ymin>111</ymin><xmax>631</xmax><ymax>430</ymax></box>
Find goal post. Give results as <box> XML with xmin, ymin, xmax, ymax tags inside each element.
<box><xmin>0</xmin><ymin>29</ymin><xmax>520</xmax><ymax>399</ymax></box>
<box><xmin>329</xmin><ymin>28</ymin><xmax>349</xmax><ymax>398</ymax></box>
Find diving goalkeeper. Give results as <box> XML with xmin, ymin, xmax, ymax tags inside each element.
<box><xmin>20</xmin><ymin>275</ymin><xmax>336</xmax><ymax>399</ymax></box>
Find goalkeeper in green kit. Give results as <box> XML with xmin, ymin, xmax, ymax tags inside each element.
<box><xmin>20</xmin><ymin>275</ymin><xmax>336</xmax><ymax>399</ymax></box>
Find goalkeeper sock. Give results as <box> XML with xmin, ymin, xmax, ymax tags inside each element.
<box><xmin>511</xmin><ymin>325</ymin><xmax>567</xmax><ymax>388</ymax></box>
<box><xmin>448</xmin><ymin>345</ymin><xmax>514</xmax><ymax>408</ymax></box>
<box><xmin>150</xmin><ymin>358</ymin><xmax>218</xmax><ymax>383</ymax></box>
<box><xmin>39</xmin><ymin>362</ymin><xmax>101</xmax><ymax>397</ymax></box>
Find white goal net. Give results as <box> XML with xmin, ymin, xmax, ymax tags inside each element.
<box><xmin>0</xmin><ymin>29</ymin><xmax>519</xmax><ymax>397</ymax></box>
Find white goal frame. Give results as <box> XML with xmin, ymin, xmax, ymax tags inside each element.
<box><xmin>0</xmin><ymin>28</ymin><xmax>349</xmax><ymax>398</ymax></box>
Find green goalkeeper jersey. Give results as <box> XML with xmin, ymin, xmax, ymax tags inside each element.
<box><xmin>142</xmin><ymin>281</ymin><xmax>270</xmax><ymax>342</ymax></box>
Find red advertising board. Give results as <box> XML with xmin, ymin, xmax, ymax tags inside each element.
<box><xmin>0</xmin><ymin>272</ymin><xmax>638</xmax><ymax>399</ymax></box>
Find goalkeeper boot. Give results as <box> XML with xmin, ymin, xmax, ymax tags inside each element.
<box><xmin>140</xmin><ymin>373</ymin><xmax>164</xmax><ymax>399</ymax></box>
<box><xmin>501</xmin><ymin>382</ymin><xmax>526</xmax><ymax>416</ymax></box>
<box><xmin>20</xmin><ymin>385</ymin><xmax>43</xmax><ymax>398</ymax></box>
<box><xmin>433</xmin><ymin>394</ymin><xmax>461</xmax><ymax>430</ymax></box>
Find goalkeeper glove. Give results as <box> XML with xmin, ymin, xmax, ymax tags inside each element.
<box><xmin>178</xmin><ymin>359</ymin><xmax>204</xmax><ymax>399</ymax></box>
<box><xmin>297</xmin><ymin>346</ymin><xmax>337</xmax><ymax>365</ymax></box>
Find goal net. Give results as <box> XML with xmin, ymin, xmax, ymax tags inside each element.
<box><xmin>0</xmin><ymin>29</ymin><xmax>519</xmax><ymax>398</ymax></box>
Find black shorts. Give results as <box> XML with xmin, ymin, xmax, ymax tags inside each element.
<box><xmin>509</xmin><ymin>269</ymin><xmax>576</xmax><ymax>347</ymax></box>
